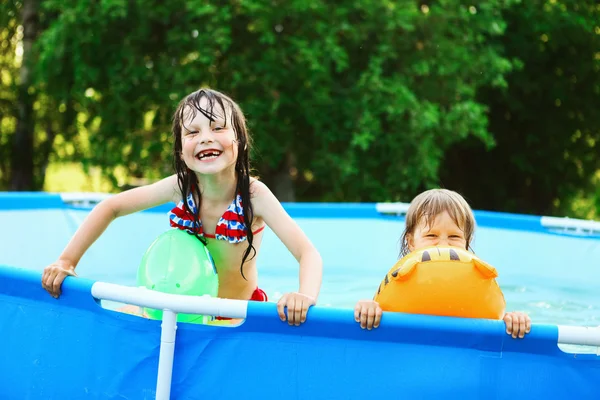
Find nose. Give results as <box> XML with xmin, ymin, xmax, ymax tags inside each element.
<box><xmin>437</xmin><ymin>238</ymin><xmax>449</xmax><ymax>247</ymax></box>
<box><xmin>197</xmin><ymin>129</ymin><xmax>214</xmax><ymax>145</ymax></box>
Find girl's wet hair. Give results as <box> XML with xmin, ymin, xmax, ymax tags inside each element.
<box><xmin>172</xmin><ymin>88</ymin><xmax>256</xmax><ymax>279</ymax></box>
<box><xmin>399</xmin><ymin>189</ymin><xmax>475</xmax><ymax>258</ymax></box>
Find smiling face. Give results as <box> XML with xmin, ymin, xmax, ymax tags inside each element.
<box><xmin>407</xmin><ymin>210</ymin><xmax>468</xmax><ymax>252</ymax></box>
<box><xmin>399</xmin><ymin>189</ymin><xmax>475</xmax><ymax>257</ymax></box>
<box><xmin>179</xmin><ymin>97</ymin><xmax>239</xmax><ymax>176</ymax></box>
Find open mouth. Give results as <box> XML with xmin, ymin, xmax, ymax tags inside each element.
<box><xmin>195</xmin><ymin>149</ymin><xmax>222</xmax><ymax>161</ymax></box>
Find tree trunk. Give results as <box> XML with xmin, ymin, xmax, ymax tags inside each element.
<box><xmin>271</xmin><ymin>151</ymin><xmax>296</xmax><ymax>202</ymax></box>
<box><xmin>37</xmin><ymin>117</ymin><xmax>58</xmax><ymax>189</ymax></box>
<box><xmin>10</xmin><ymin>0</ymin><xmax>38</xmax><ymax>191</ymax></box>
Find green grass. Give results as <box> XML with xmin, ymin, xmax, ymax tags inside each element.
<box><xmin>43</xmin><ymin>163</ymin><xmax>119</xmax><ymax>193</ymax></box>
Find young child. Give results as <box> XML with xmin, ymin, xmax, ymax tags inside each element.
<box><xmin>354</xmin><ymin>189</ymin><xmax>531</xmax><ymax>338</ymax></box>
<box><xmin>41</xmin><ymin>88</ymin><xmax>323</xmax><ymax>326</ymax></box>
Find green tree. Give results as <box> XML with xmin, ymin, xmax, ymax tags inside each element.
<box><xmin>29</xmin><ymin>0</ymin><xmax>516</xmax><ymax>203</ymax></box>
<box><xmin>0</xmin><ymin>1</ymin><xmax>20</xmax><ymax>188</ymax></box>
<box><xmin>1</xmin><ymin>0</ymin><xmax>66</xmax><ymax>190</ymax></box>
<box><xmin>441</xmin><ymin>0</ymin><xmax>600</xmax><ymax>216</ymax></box>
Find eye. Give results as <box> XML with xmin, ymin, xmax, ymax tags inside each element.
<box><xmin>184</xmin><ymin>130</ymin><xmax>198</xmax><ymax>136</ymax></box>
<box><xmin>213</xmin><ymin>121</ymin><xmax>226</xmax><ymax>131</ymax></box>
<box><xmin>426</xmin><ymin>234</ymin><xmax>436</xmax><ymax>238</ymax></box>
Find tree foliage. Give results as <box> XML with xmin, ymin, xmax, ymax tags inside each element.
<box><xmin>441</xmin><ymin>0</ymin><xmax>600</xmax><ymax>215</ymax></box>
<box><xmin>1</xmin><ymin>0</ymin><xmax>599</xmax><ymax>217</ymax></box>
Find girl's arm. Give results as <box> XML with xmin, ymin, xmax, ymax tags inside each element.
<box><xmin>42</xmin><ymin>175</ymin><xmax>179</xmax><ymax>298</ymax></box>
<box><xmin>251</xmin><ymin>181</ymin><xmax>323</xmax><ymax>325</ymax></box>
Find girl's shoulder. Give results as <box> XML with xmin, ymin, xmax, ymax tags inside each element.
<box><xmin>249</xmin><ymin>177</ymin><xmax>269</xmax><ymax>199</ymax></box>
<box><xmin>163</xmin><ymin>174</ymin><xmax>184</xmax><ymax>203</ymax></box>
<box><xmin>248</xmin><ymin>178</ymin><xmax>282</xmax><ymax>217</ymax></box>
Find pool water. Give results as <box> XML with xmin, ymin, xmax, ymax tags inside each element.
<box><xmin>1</xmin><ymin>202</ymin><xmax>599</xmax><ymax>328</ymax></box>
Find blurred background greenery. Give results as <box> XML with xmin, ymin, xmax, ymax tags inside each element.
<box><xmin>1</xmin><ymin>0</ymin><xmax>599</xmax><ymax>218</ymax></box>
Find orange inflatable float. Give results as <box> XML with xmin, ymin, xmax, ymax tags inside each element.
<box><xmin>374</xmin><ymin>246</ymin><xmax>506</xmax><ymax>319</ymax></box>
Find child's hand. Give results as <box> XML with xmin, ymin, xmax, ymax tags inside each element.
<box><xmin>503</xmin><ymin>311</ymin><xmax>531</xmax><ymax>339</ymax></box>
<box><xmin>354</xmin><ymin>300</ymin><xmax>382</xmax><ymax>330</ymax></box>
<box><xmin>277</xmin><ymin>292</ymin><xmax>315</xmax><ymax>326</ymax></box>
<box><xmin>42</xmin><ymin>260</ymin><xmax>78</xmax><ymax>298</ymax></box>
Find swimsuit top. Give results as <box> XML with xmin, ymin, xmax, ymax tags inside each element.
<box><xmin>168</xmin><ymin>192</ymin><xmax>264</xmax><ymax>243</ymax></box>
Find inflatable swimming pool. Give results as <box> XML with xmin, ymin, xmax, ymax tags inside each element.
<box><xmin>1</xmin><ymin>193</ymin><xmax>599</xmax><ymax>399</ymax></box>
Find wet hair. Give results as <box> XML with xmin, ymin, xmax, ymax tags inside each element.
<box><xmin>399</xmin><ymin>189</ymin><xmax>475</xmax><ymax>258</ymax></box>
<box><xmin>172</xmin><ymin>88</ymin><xmax>255</xmax><ymax>279</ymax></box>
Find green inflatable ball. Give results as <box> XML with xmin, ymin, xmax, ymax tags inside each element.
<box><xmin>136</xmin><ymin>229</ymin><xmax>219</xmax><ymax>324</ymax></box>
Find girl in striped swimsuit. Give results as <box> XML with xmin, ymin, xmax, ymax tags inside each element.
<box><xmin>42</xmin><ymin>88</ymin><xmax>323</xmax><ymax>326</ymax></box>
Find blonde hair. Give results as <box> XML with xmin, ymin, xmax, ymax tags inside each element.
<box><xmin>399</xmin><ymin>189</ymin><xmax>475</xmax><ymax>257</ymax></box>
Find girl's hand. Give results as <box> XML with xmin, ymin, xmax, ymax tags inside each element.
<box><xmin>354</xmin><ymin>300</ymin><xmax>382</xmax><ymax>330</ymax></box>
<box><xmin>277</xmin><ymin>292</ymin><xmax>316</xmax><ymax>326</ymax></box>
<box><xmin>41</xmin><ymin>260</ymin><xmax>78</xmax><ymax>298</ymax></box>
<box><xmin>503</xmin><ymin>311</ymin><xmax>531</xmax><ymax>339</ymax></box>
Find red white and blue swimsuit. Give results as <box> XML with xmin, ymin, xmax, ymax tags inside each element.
<box><xmin>168</xmin><ymin>192</ymin><xmax>265</xmax><ymax>242</ymax></box>
<box><xmin>168</xmin><ymin>192</ymin><xmax>268</xmax><ymax>307</ymax></box>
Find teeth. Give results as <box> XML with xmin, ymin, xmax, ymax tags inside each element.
<box><xmin>197</xmin><ymin>151</ymin><xmax>221</xmax><ymax>160</ymax></box>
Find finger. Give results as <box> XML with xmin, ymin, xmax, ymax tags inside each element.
<box><xmin>525</xmin><ymin>317</ymin><xmax>532</xmax><ymax>334</ymax></box>
<box><xmin>513</xmin><ymin>313</ymin><xmax>524</xmax><ymax>338</ymax></box>
<box><xmin>519</xmin><ymin>315</ymin><xmax>527</xmax><ymax>338</ymax></box>
<box><xmin>511</xmin><ymin>314</ymin><xmax>522</xmax><ymax>338</ymax></box>
<box><xmin>41</xmin><ymin>269</ymin><xmax>50</xmax><ymax>291</ymax></box>
<box><xmin>277</xmin><ymin>296</ymin><xmax>287</xmax><ymax>321</ymax></box>
<box><xmin>43</xmin><ymin>270</ymin><xmax>57</xmax><ymax>294</ymax></box>
<box><xmin>42</xmin><ymin>268</ymin><xmax>52</xmax><ymax>287</ymax></box>
<box><xmin>504</xmin><ymin>314</ymin><xmax>513</xmax><ymax>335</ymax></box>
<box><xmin>360</xmin><ymin>306</ymin><xmax>368</xmax><ymax>329</ymax></box>
<box><xmin>374</xmin><ymin>307</ymin><xmax>382</xmax><ymax>328</ymax></box>
<box><xmin>354</xmin><ymin>303</ymin><xmax>361</xmax><ymax>322</ymax></box>
<box><xmin>300</xmin><ymin>300</ymin><xmax>308</xmax><ymax>324</ymax></box>
<box><xmin>45</xmin><ymin>271</ymin><xmax>58</xmax><ymax>297</ymax></box>
<box><xmin>294</xmin><ymin>299</ymin><xmax>303</xmax><ymax>326</ymax></box>
<box><xmin>52</xmin><ymin>273</ymin><xmax>66</xmax><ymax>298</ymax></box>
<box><xmin>288</xmin><ymin>296</ymin><xmax>297</xmax><ymax>325</ymax></box>
<box><xmin>366</xmin><ymin>306</ymin><xmax>375</xmax><ymax>330</ymax></box>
